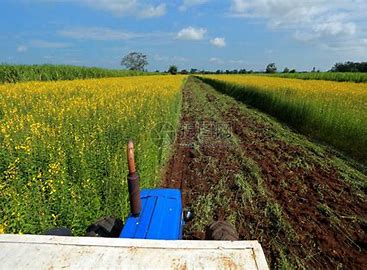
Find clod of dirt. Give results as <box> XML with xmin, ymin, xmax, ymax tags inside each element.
<box><xmin>205</xmin><ymin>221</ymin><xmax>239</xmax><ymax>241</ymax></box>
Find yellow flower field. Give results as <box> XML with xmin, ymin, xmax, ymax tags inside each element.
<box><xmin>202</xmin><ymin>75</ymin><xmax>367</xmax><ymax>163</ymax></box>
<box><xmin>204</xmin><ymin>74</ymin><xmax>367</xmax><ymax>110</ymax></box>
<box><xmin>0</xmin><ymin>75</ymin><xmax>185</xmax><ymax>235</ymax></box>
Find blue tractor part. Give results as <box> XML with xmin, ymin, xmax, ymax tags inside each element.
<box><xmin>120</xmin><ymin>141</ymin><xmax>184</xmax><ymax>240</ymax></box>
<box><xmin>43</xmin><ymin>141</ymin><xmax>235</xmax><ymax>241</ymax></box>
<box><xmin>120</xmin><ymin>189</ymin><xmax>183</xmax><ymax>240</ymax></box>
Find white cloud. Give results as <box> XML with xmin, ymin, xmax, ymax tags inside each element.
<box><xmin>209</xmin><ymin>57</ymin><xmax>223</xmax><ymax>64</ymax></box>
<box><xmin>59</xmin><ymin>27</ymin><xmax>170</xmax><ymax>41</ymax></box>
<box><xmin>229</xmin><ymin>59</ymin><xmax>246</xmax><ymax>64</ymax></box>
<box><xmin>313</xmin><ymin>22</ymin><xmax>356</xmax><ymax>37</ymax></box>
<box><xmin>17</xmin><ymin>45</ymin><xmax>28</xmax><ymax>52</ymax></box>
<box><xmin>293</xmin><ymin>31</ymin><xmax>318</xmax><ymax>42</ymax></box>
<box><xmin>139</xmin><ymin>3</ymin><xmax>166</xmax><ymax>18</ymax></box>
<box><xmin>177</xmin><ymin>27</ymin><xmax>207</xmax><ymax>40</ymax></box>
<box><xmin>209</xmin><ymin>58</ymin><xmax>248</xmax><ymax>65</ymax></box>
<box><xmin>319</xmin><ymin>38</ymin><xmax>367</xmax><ymax>53</ymax></box>
<box><xmin>179</xmin><ymin>0</ymin><xmax>209</xmax><ymax>11</ymax></box>
<box><xmin>79</xmin><ymin>0</ymin><xmax>136</xmax><ymax>15</ymax></box>
<box><xmin>230</xmin><ymin>0</ymin><xmax>329</xmax><ymax>23</ymax></box>
<box><xmin>293</xmin><ymin>21</ymin><xmax>357</xmax><ymax>43</ymax></box>
<box><xmin>32</xmin><ymin>0</ymin><xmax>166</xmax><ymax>18</ymax></box>
<box><xmin>229</xmin><ymin>0</ymin><xmax>365</xmax><ymax>51</ymax></box>
<box><xmin>210</xmin><ymin>37</ymin><xmax>226</xmax><ymax>47</ymax></box>
<box><xmin>230</xmin><ymin>0</ymin><xmax>250</xmax><ymax>14</ymax></box>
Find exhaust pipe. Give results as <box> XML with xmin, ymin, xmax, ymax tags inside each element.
<box><xmin>127</xmin><ymin>140</ymin><xmax>142</xmax><ymax>217</ymax></box>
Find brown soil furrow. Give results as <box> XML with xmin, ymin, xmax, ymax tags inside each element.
<box><xmin>162</xmin><ymin>78</ymin><xmax>245</xmax><ymax>230</ymax></box>
<box><xmin>163</xmin><ymin>77</ymin><xmax>367</xmax><ymax>269</ymax></box>
<box><xmin>162</xmin><ymin>80</ymin><xmax>236</xmax><ymax>206</ymax></box>
<box><xmin>222</xmin><ymin>106</ymin><xmax>367</xmax><ymax>268</ymax></box>
<box><xmin>198</xmin><ymin>79</ymin><xmax>367</xmax><ymax>268</ymax></box>
<box><xmin>162</xmin><ymin>88</ymin><xmax>197</xmax><ymax>205</ymax></box>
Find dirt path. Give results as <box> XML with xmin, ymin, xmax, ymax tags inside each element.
<box><xmin>162</xmin><ymin>77</ymin><xmax>367</xmax><ymax>269</ymax></box>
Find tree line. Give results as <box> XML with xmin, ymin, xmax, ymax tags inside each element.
<box><xmin>331</xmin><ymin>62</ymin><xmax>367</xmax><ymax>72</ymax></box>
<box><xmin>121</xmin><ymin>52</ymin><xmax>367</xmax><ymax>74</ymax></box>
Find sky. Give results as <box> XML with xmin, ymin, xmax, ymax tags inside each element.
<box><xmin>1</xmin><ymin>0</ymin><xmax>366</xmax><ymax>71</ymax></box>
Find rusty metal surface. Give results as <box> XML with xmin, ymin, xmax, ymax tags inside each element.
<box><xmin>127</xmin><ymin>172</ymin><xmax>142</xmax><ymax>216</ymax></box>
<box><xmin>127</xmin><ymin>141</ymin><xmax>141</xmax><ymax>216</ymax></box>
<box><xmin>127</xmin><ymin>140</ymin><xmax>136</xmax><ymax>174</ymax></box>
<box><xmin>0</xmin><ymin>234</ymin><xmax>269</xmax><ymax>270</ymax></box>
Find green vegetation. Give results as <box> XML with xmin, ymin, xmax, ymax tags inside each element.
<box><xmin>174</xmin><ymin>77</ymin><xmax>366</xmax><ymax>269</ymax></box>
<box><xmin>199</xmin><ymin>76</ymin><xmax>367</xmax><ymax>164</ymax></box>
<box><xmin>270</xmin><ymin>72</ymin><xmax>367</xmax><ymax>83</ymax></box>
<box><xmin>0</xmin><ymin>76</ymin><xmax>183</xmax><ymax>235</ymax></box>
<box><xmin>168</xmin><ymin>65</ymin><xmax>178</xmax><ymax>75</ymax></box>
<box><xmin>0</xmin><ymin>64</ymin><xmax>152</xmax><ymax>83</ymax></box>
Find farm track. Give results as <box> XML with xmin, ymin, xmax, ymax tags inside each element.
<box><xmin>163</xmin><ymin>77</ymin><xmax>367</xmax><ymax>269</ymax></box>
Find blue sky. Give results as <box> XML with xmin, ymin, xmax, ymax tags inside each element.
<box><xmin>1</xmin><ymin>0</ymin><xmax>366</xmax><ymax>71</ymax></box>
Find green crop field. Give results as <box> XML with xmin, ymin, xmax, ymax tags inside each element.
<box><xmin>270</xmin><ymin>72</ymin><xmax>367</xmax><ymax>83</ymax></box>
<box><xmin>1</xmin><ymin>73</ymin><xmax>366</xmax><ymax>269</ymax></box>
<box><xmin>0</xmin><ymin>64</ymin><xmax>153</xmax><ymax>83</ymax></box>
<box><xmin>0</xmin><ymin>75</ymin><xmax>184</xmax><ymax>235</ymax></box>
<box><xmin>163</xmin><ymin>77</ymin><xmax>367</xmax><ymax>269</ymax></box>
<box><xmin>200</xmin><ymin>75</ymin><xmax>367</xmax><ymax>164</ymax></box>
<box><xmin>3</xmin><ymin>1</ymin><xmax>367</xmax><ymax>269</ymax></box>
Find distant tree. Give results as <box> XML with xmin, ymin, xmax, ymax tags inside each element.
<box><xmin>248</xmin><ymin>70</ymin><xmax>253</xmax><ymax>74</ymax></box>
<box><xmin>289</xmin><ymin>69</ymin><xmax>296</xmax><ymax>73</ymax></box>
<box><xmin>168</xmin><ymin>65</ymin><xmax>178</xmax><ymax>75</ymax></box>
<box><xmin>331</xmin><ymin>62</ymin><xmax>343</xmax><ymax>72</ymax></box>
<box><xmin>180</xmin><ymin>69</ymin><xmax>188</xmax><ymax>74</ymax></box>
<box><xmin>215</xmin><ymin>69</ymin><xmax>221</xmax><ymax>74</ymax></box>
<box><xmin>121</xmin><ymin>52</ymin><xmax>148</xmax><ymax>71</ymax></box>
<box><xmin>225</xmin><ymin>70</ymin><xmax>230</xmax><ymax>74</ymax></box>
<box><xmin>312</xmin><ymin>67</ymin><xmax>316</xmax><ymax>72</ymax></box>
<box><xmin>266</xmin><ymin>63</ymin><xmax>277</xmax><ymax>73</ymax></box>
<box><xmin>232</xmin><ymin>69</ymin><xmax>238</xmax><ymax>74</ymax></box>
<box><xmin>331</xmin><ymin>61</ymin><xmax>367</xmax><ymax>72</ymax></box>
<box><xmin>239</xmin><ymin>69</ymin><xmax>247</xmax><ymax>74</ymax></box>
<box><xmin>283</xmin><ymin>67</ymin><xmax>290</xmax><ymax>73</ymax></box>
<box><xmin>155</xmin><ymin>70</ymin><xmax>160</xmax><ymax>73</ymax></box>
<box><xmin>190</xmin><ymin>68</ymin><xmax>198</xmax><ymax>74</ymax></box>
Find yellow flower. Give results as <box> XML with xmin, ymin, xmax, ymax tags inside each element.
<box><xmin>0</xmin><ymin>75</ymin><xmax>185</xmax><ymax>234</ymax></box>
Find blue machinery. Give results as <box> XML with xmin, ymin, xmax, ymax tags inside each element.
<box><xmin>119</xmin><ymin>141</ymin><xmax>184</xmax><ymax>240</ymax></box>
<box><xmin>120</xmin><ymin>189</ymin><xmax>183</xmax><ymax>240</ymax></box>
<box><xmin>0</xmin><ymin>140</ymin><xmax>270</xmax><ymax>269</ymax></box>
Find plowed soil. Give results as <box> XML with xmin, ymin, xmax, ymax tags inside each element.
<box><xmin>162</xmin><ymin>77</ymin><xmax>367</xmax><ymax>269</ymax></box>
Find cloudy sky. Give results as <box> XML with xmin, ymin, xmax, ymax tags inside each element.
<box><xmin>1</xmin><ymin>0</ymin><xmax>366</xmax><ymax>71</ymax></box>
